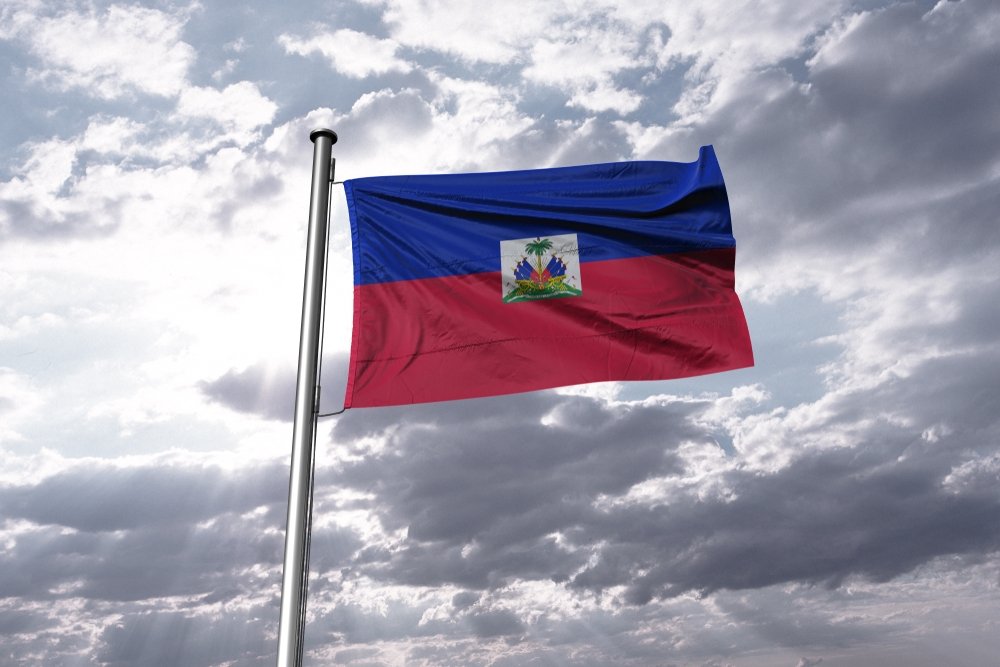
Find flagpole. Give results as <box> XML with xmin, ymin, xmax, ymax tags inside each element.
<box><xmin>276</xmin><ymin>127</ymin><xmax>337</xmax><ymax>667</ymax></box>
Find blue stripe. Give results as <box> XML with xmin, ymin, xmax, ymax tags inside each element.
<box><xmin>345</xmin><ymin>146</ymin><xmax>734</xmax><ymax>286</ymax></box>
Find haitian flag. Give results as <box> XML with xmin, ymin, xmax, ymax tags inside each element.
<box><xmin>343</xmin><ymin>145</ymin><xmax>753</xmax><ymax>408</ymax></box>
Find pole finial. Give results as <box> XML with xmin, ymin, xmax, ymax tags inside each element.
<box><xmin>310</xmin><ymin>128</ymin><xmax>338</xmax><ymax>144</ymax></box>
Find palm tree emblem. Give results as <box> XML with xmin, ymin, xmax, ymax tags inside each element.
<box><xmin>502</xmin><ymin>235</ymin><xmax>583</xmax><ymax>303</ymax></box>
<box><xmin>524</xmin><ymin>237</ymin><xmax>554</xmax><ymax>279</ymax></box>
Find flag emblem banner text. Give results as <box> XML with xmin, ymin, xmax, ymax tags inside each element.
<box><xmin>343</xmin><ymin>146</ymin><xmax>753</xmax><ymax>407</ymax></box>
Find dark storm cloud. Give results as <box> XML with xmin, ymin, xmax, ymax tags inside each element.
<box><xmin>333</xmin><ymin>647</ymin><xmax>382</xmax><ymax>664</ymax></box>
<box><xmin>0</xmin><ymin>456</ymin><xmax>362</xmax><ymax>666</ymax></box>
<box><xmin>0</xmin><ymin>608</ymin><xmax>54</xmax><ymax>634</ymax></box>
<box><xmin>907</xmin><ymin>176</ymin><xmax>1000</xmax><ymax>272</ymax></box>
<box><xmin>324</xmin><ymin>391</ymin><xmax>707</xmax><ymax>589</ymax></box>
<box><xmin>301</xmin><ymin>595</ymin><xmax>527</xmax><ymax>654</ymax></box>
<box><xmin>451</xmin><ymin>590</ymin><xmax>479</xmax><ymax>609</ymax></box>
<box><xmin>597</xmin><ymin>435</ymin><xmax>1000</xmax><ymax>603</ymax></box>
<box><xmin>0</xmin><ymin>460</ymin><xmax>287</xmax><ymax>531</ymax></box>
<box><xmin>201</xmin><ymin>353</ymin><xmax>348</xmax><ymax>421</ymax></box>
<box><xmin>201</xmin><ymin>364</ymin><xmax>297</xmax><ymax>421</ymax></box>
<box><xmin>0</xmin><ymin>617</ymin><xmax>93</xmax><ymax>667</ymax></box>
<box><xmin>0</xmin><ymin>458</ymin><xmax>361</xmax><ymax>602</ymax></box>
<box><xmin>720</xmin><ymin>591</ymin><xmax>889</xmax><ymax>649</ymax></box>
<box><xmin>653</xmin><ymin>0</ymin><xmax>1000</xmax><ymax>270</ymax></box>
<box><xmin>465</xmin><ymin>608</ymin><xmax>525</xmax><ymax>638</ymax></box>
<box><xmin>559</xmin><ymin>352</ymin><xmax>1000</xmax><ymax>604</ymax></box>
<box><xmin>321</xmin><ymin>349</ymin><xmax>1000</xmax><ymax>605</ymax></box>
<box><xmin>0</xmin><ymin>510</ymin><xmax>276</xmax><ymax>603</ymax></box>
<box><xmin>96</xmin><ymin>607</ymin><xmax>273</xmax><ymax>667</ymax></box>
<box><xmin>363</xmin><ymin>535</ymin><xmax>577</xmax><ymax>591</ymax></box>
<box><xmin>863</xmin><ymin>347</ymin><xmax>1000</xmax><ymax>441</ymax></box>
<box><xmin>342</xmin><ymin>394</ymin><xmax>697</xmax><ymax>527</ymax></box>
<box><xmin>308</xmin><ymin>600</ymin><xmax>438</xmax><ymax>645</ymax></box>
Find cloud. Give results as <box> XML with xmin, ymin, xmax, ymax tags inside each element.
<box><xmin>3</xmin><ymin>3</ymin><xmax>195</xmax><ymax>99</ymax></box>
<box><xmin>176</xmin><ymin>82</ymin><xmax>278</xmax><ymax>144</ymax></box>
<box><xmin>165</xmin><ymin>2</ymin><xmax>1000</xmax><ymax>639</ymax></box>
<box><xmin>2</xmin><ymin>0</ymin><xmax>1000</xmax><ymax>665</ymax></box>
<box><xmin>305</xmin><ymin>73</ymin><xmax>635</xmax><ymax>180</ymax></box>
<box><xmin>0</xmin><ymin>154</ymin><xmax>123</xmax><ymax>240</ymax></box>
<box><xmin>0</xmin><ymin>453</ymin><xmax>361</xmax><ymax>612</ymax></box>
<box><xmin>375</xmin><ymin>1</ymin><xmax>651</xmax><ymax>113</ymax></box>
<box><xmin>652</xmin><ymin>1</ymin><xmax>1000</xmax><ymax>292</ymax></box>
<box><xmin>96</xmin><ymin>608</ymin><xmax>274</xmax><ymax>667</ymax></box>
<box><xmin>374</xmin><ymin>0</ymin><xmax>558</xmax><ymax>64</ymax></box>
<box><xmin>0</xmin><ymin>458</ymin><xmax>288</xmax><ymax>532</ymax></box>
<box><xmin>201</xmin><ymin>364</ymin><xmax>298</xmax><ymax>422</ymax></box>
<box><xmin>0</xmin><ymin>367</ymin><xmax>43</xmax><ymax>443</ymax></box>
<box><xmin>300</xmin><ymin>82</ymin><xmax>538</xmax><ymax>179</ymax></box>
<box><xmin>0</xmin><ymin>4</ymin><xmax>282</xmax><ymax>240</ymax></box>
<box><xmin>0</xmin><ymin>608</ymin><xmax>55</xmax><ymax>635</ymax></box>
<box><xmin>519</xmin><ymin>15</ymin><xmax>654</xmax><ymax>113</ymax></box>
<box><xmin>371</xmin><ymin>0</ymin><xmax>848</xmax><ymax>116</ymax></box>
<box><xmin>657</xmin><ymin>0</ymin><xmax>849</xmax><ymax>118</ymax></box>
<box><xmin>318</xmin><ymin>380</ymin><xmax>1000</xmax><ymax>607</ymax></box>
<box><xmin>324</xmin><ymin>391</ymin><xmax>712</xmax><ymax>590</ymax></box>
<box><xmin>279</xmin><ymin>28</ymin><xmax>412</xmax><ymax>78</ymax></box>
<box><xmin>201</xmin><ymin>354</ymin><xmax>349</xmax><ymax>421</ymax></box>
<box><xmin>465</xmin><ymin>608</ymin><xmax>525</xmax><ymax>638</ymax></box>
<box><xmin>0</xmin><ymin>111</ymin><xmax>315</xmax><ymax>290</ymax></box>
<box><xmin>78</xmin><ymin>116</ymin><xmax>144</xmax><ymax>155</ymax></box>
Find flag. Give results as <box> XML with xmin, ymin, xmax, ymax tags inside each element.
<box><xmin>342</xmin><ymin>145</ymin><xmax>753</xmax><ymax>408</ymax></box>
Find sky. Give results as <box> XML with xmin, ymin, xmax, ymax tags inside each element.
<box><xmin>1</xmin><ymin>0</ymin><xmax>999</xmax><ymax>665</ymax></box>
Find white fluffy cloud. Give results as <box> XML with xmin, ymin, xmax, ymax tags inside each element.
<box><xmin>522</xmin><ymin>19</ymin><xmax>648</xmax><ymax>113</ymax></box>
<box><xmin>279</xmin><ymin>28</ymin><xmax>412</xmax><ymax>78</ymax></box>
<box><xmin>373</xmin><ymin>0</ymin><xmax>556</xmax><ymax>63</ymax></box>
<box><xmin>377</xmin><ymin>0</ymin><xmax>653</xmax><ymax>112</ymax></box>
<box><xmin>370</xmin><ymin>0</ymin><xmax>848</xmax><ymax>114</ymax></box>
<box><xmin>3</xmin><ymin>3</ymin><xmax>195</xmax><ymax>98</ymax></box>
<box><xmin>176</xmin><ymin>81</ymin><xmax>278</xmax><ymax>144</ymax></box>
<box><xmin>0</xmin><ymin>2</ymin><xmax>277</xmax><ymax>149</ymax></box>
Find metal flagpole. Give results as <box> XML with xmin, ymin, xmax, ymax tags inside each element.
<box><xmin>276</xmin><ymin>128</ymin><xmax>337</xmax><ymax>667</ymax></box>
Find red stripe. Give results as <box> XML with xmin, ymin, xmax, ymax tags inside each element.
<box><xmin>344</xmin><ymin>248</ymin><xmax>753</xmax><ymax>407</ymax></box>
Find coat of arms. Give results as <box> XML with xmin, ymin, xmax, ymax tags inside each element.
<box><xmin>501</xmin><ymin>233</ymin><xmax>582</xmax><ymax>303</ymax></box>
